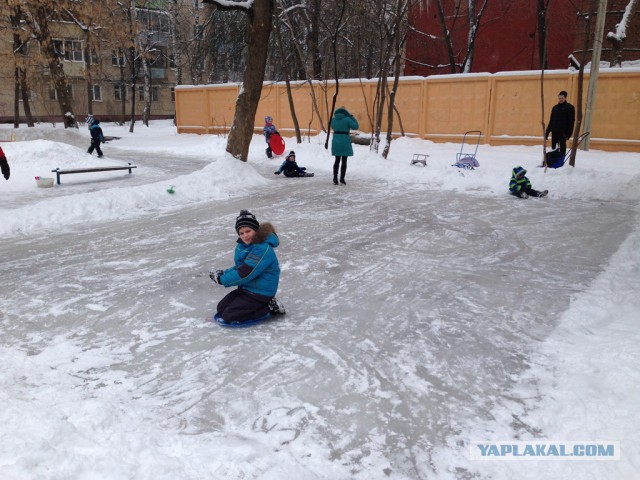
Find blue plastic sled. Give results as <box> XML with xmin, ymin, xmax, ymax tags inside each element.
<box><xmin>541</xmin><ymin>132</ymin><xmax>590</xmax><ymax>169</ymax></box>
<box><xmin>213</xmin><ymin>312</ymin><xmax>273</xmax><ymax>328</ymax></box>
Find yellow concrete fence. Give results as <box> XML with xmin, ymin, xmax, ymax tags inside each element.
<box><xmin>175</xmin><ymin>69</ymin><xmax>640</xmax><ymax>152</ymax></box>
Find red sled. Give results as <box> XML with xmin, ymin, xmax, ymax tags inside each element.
<box><xmin>269</xmin><ymin>133</ymin><xmax>286</xmax><ymax>156</ymax></box>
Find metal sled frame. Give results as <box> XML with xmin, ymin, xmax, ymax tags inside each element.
<box><xmin>455</xmin><ymin>130</ymin><xmax>482</xmax><ymax>164</ymax></box>
<box><xmin>410</xmin><ymin>153</ymin><xmax>429</xmax><ymax>166</ymax></box>
<box><xmin>543</xmin><ymin>132</ymin><xmax>590</xmax><ymax>168</ymax></box>
<box><xmin>563</xmin><ymin>132</ymin><xmax>590</xmax><ymax>161</ymax></box>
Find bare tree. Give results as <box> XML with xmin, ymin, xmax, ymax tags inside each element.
<box><xmin>18</xmin><ymin>1</ymin><xmax>76</xmax><ymax>127</ymax></box>
<box><xmin>279</xmin><ymin>2</ymin><xmax>327</xmax><ymax>133</ymax></box>
<box><xmin>325</xmin><ymin>0</ymin><xmax>348</xmax><ymax>150</ymax></box>
<box><xmin>8</xmin><ymin>3</ymin><xmax>35</xmax><ymax>127</ymax></box>
<box><xmin>431</xmin><ymin>0</ymin><xmax>490</xmax><ymax>73</ymax></box>
<box><xmin>275</xmin><ymin>1</ymin><xmax>301</xmax><ymax>143</ymax></box>
<box><xmin>607</xmin><ymin>0</ymin><xmax>638</xmax><ymax>67</ymax></box>
<box><xmin>382</xmin><ymin>0</ymin><xmax>410</xmax><ymax>159</ymax></box>
<box><xmin>569</xmin><ymin>3</ymin><xmax>597</xmax><ymax>167</ymax></box>
<box><xmin>203</xmin><ymin>0</ymin><xmax>275</xmax><ymax>161</ymax></box>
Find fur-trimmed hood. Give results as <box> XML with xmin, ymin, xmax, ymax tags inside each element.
<box><xmin>253</xmin><ymin>222</ymin><xmax>279</xmax><ymax>247</ymax></box>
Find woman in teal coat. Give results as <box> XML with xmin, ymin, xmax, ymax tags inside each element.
<box><xmin>330</xmin><ymin>106</ymin><xmax>359</xmax><ymax>185</ymax></box>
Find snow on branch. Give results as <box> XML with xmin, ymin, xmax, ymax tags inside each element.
<box><xmin>205</xmin><ymin>0</ymin><xmax>254</xmax><ymax>9</ymax></box>
<box><xmin>607</xmin><ymin>0</ymin><xmax>637</xmax><ymax>41</ymax></box>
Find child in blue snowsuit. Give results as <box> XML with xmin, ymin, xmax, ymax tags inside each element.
<box><xmin>87</xmin><ymin>118</ymin><xmax>105</xmax><ymax>158</ymax></box>
<box><xmin>263</xmin><ymin>116</ymin><xmax>278</xmax><ymax>158</ymax></box>
<box><xmin>273</xmin><ymin>151</ymin><xmax>312</xmax><ymax>177</ymax></box>
<box><xmin>210</xmin><ymin>210</ymin><xmax>285</xmax><ymax>323</ymax></box>
<box><xmin>509</xmin><ymin>166</ymin><xmax>548</xmax><ymax>198</ymax></box>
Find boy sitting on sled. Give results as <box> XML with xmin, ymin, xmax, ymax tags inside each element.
<box><xmin>509</xmin><ymin>166</ymin><xmax>548</xmax><ymax>199</ymax></box>
<box><xmin>274</xmin><ymin>151</ymin><xmax>313</xmax><ymax>177</ymax></box>
<box><xmin>210</xmin><ymin>210</ymin><xmax>285</xmax><ymax>324</ymax></box>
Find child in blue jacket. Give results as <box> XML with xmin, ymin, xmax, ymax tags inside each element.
<box><xmin>274</xmin><ymin>151</ymin><xmax>313</xmax><ymax>177</ymax></box>
<box><xmin>210</xmin><ymin>210</ymin><xmax>285</xmax><ymax>323</ymax></box>
<box><xmin>509</xmin><ymin>166</ymin><xmax>548</xmax><ymax>198</ymax></box>
<box><xmin>87</xmin><ymin>117</ymin><xmax>105</xmax><ymax>158</ymax></box>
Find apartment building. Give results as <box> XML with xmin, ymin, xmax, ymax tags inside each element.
<box><xmin>0</xmin><ymin>3</ymin><xmax>177</xmax><ymax>124</ymax></box>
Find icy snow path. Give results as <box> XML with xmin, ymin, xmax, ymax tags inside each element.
<box><xmin>0</xmin><ymin>173</ymin><xmax>634</xmax><ymax>479</ymax></box>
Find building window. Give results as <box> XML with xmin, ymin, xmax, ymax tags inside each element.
<box><xmin>112</xmin><ymin>50</ymin><xmax>126</xmax><ymax>67</ymax></box>
<box><xmin>52</xmin><ymin>39</ymin><xmax>83</xmax><ymax>62</ymax></box>
<box><xmin>49</xmin><ymin>84</ymin><xmax>73</xmax><ymax>101</ymax></box>
<box><xmin>114</xmin><ymin>84</ymin><xmax>127</xmax><ymax>101</ymax></box>
<box><xmin>138</xmin><ymin>86</ymin><xmax>159</xmax><ymax>102</ymax></box>
<box><xmin>90</xmin><ymin>85</ymin><xmax>102</xmax><ymax>101</ymax></box>
<box><xmin>65</xmin><ymin>40</ymin><xmax>83</xmax><ymax>62</ymax></box>
<box><xmin>53</xmin><ymin>39</ymin><xmax>64</xmax><ymax>57</ymax></box>
<box><xmin>86</xmin><ymin>49</ymin><xmax>99</xmax><ymax>65</ymax></box>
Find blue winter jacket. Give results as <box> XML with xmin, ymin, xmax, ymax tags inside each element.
<box><xmin>331</xmin><ymin>107</ymin><xmax>359</xmax><ymax>156</ymax></box>
<box><xmin>509</xmin><ymin>166</ymin><xmax>531</xmax><ymax>193</ymax></box>
<box><xmin>90</xmin><ymin>122</ymin><xmax>104</xmax><ymax>143</ymax></box>
<box><xmin>219</xmin><ymin>224</ymin><xmax>280</xmax><ymax>297</ymax></box>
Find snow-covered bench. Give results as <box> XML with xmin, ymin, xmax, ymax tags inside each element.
<box><xmin>51</xmin><ymin>163</ymin><xmax>137</xmax><ymax>184</ymax></box>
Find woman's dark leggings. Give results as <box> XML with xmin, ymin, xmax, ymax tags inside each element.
<box><xmin>333</xmin><ymin>156</ymin><xmax>348</xmax><ymax>180</ymax></box>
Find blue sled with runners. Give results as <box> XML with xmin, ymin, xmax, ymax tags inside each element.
<box><xmin>213</xmin><ymin>312</ymin><xmax>273</xmax><ymax>328</ymax></box>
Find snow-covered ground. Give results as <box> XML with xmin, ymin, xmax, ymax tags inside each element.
<box><xmin>0</xmin><ymin>120</ymin><xmax>638</xmax><ymax>479</ymax></box>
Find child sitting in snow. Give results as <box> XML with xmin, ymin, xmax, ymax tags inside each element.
<box><xmin>210</xmin><ymin>210</ymin><xmax>285</xmax><ymax>323</ymax></box>
<box><xmin>509</xmin><ymin>166</ymin><xmax>548</xmax><ymax>198</ymax></box>
<box><xmin>273</xmin><ymin>151</ymin><xmax>313</xmax><ymax>177</ymax></box>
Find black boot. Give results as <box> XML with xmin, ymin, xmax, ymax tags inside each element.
<box><xmin>340</xmin><ymin>178</ymin><xmax>346</xmax><ymax>185</ymax></box>
<box><xmin>333</xmin><ymin>177</ymin><xmax>339</xmax><ymax>185</ymax></box>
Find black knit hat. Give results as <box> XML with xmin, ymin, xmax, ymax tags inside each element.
<box><xmin>235</xmin><ymin>210</ymin><xmax>259</xmax><ymax>234</ymax></box>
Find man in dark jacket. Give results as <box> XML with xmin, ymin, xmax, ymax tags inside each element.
<box><xmin>87</xmin><ymin>118</ymin><xmax>105</xmax><ymax>158</ymax></box>
<box><xmin>545</xmin><ymin>91</ymin><xmax>575</xmax><ymax>157</ymax></box>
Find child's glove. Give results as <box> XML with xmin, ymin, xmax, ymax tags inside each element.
<box><xmin>209</xmin><ymin>269</ymin><xmax>224</xmax><ymax>285</ymax></box>
<box><xmin>0</xmin><ymin>157</ymin><xmax>9</xmax><ymax>180</ymax></box>
<box><xmin>274</xmin><ymin>171</ymin><xmax>281</xmax><ymax>175</ymax></box>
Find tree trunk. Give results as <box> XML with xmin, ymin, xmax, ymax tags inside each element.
<box><xmin>280</xmin><ymin>2</ymin><xmax>326</xmax><ymax>133</ymax></box>
<box><xmin>325</xmin><ymin>0</ymin><xmax>347</xmax><ymax>150</ymax></box>
<box><xmin>19</xmin><ymin>68</ymin><xmax>34</xmax><ymax>127</ymax></box>
<box><xmin>226</xmin><ymin>1</ymin><xmax>274</xmax><ymax>161</ymax></box>
<box><xmin>141</xmin><ymin>54</ymin><xmax>151</xmax><ymax>127</ymax></box>
<box><xmin>86</xmin><ymin>77</ymin><xmax>94</xmax><ymax>116</ymax></box>
<box><xmin>128</xmin><ymin>46</ymin><xmax>137</xmax><ymax>133</ymax></box>
<box><xmin>118</xmin><ymin>50</ymin><xmax>127</xmax><ymax>125</ymax></box>
<box><xmin>383</xmin><ymin>0</ymin><xmax>408</xmax><ymax>159</ymax></box>
<box><xmin>14</xmin><ymin>69</ymin><xmax>20</xmax><ymax>128</ymax></box>
<box><xmin>275</xmin><ymin>5</ymin><xmax>301</xmax><ymax>143</ymax></box>
<box><xmin>569</xmin><ymin>4</ymin><xmax>595</xmax><ymax>167</ymax></box>
<box><xmin>32</xmin><ymin>6</ymin><xmax>75</xmax><ymax>127</ymax></box>
<box><xmin>607</xmin><ymin>0</ymin><xmax>637</xmax><ymax>67</ymax></box>
<box><xmin>434</xmin><ymin>0</ymin><xmax>458</xmax><ymax>73</ymax></box>
<box><xmin>536</xmin><ymin>0</ymin><xmax>548</xmax><ymax>69</ymax></box>
<box><xmin>10</xmin><ymin>6</ymin><xmax>34</xmax><ymax>127</ymax></box>
<box><xmin>309</xmin><ymin>0</ymin><xmax>322</xmax><ymax>80</ymax></box>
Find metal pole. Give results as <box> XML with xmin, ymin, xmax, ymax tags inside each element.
<box><xmin>581</xmin><ymin>0</ymin><xmax>608</xmax><ymax>150</ymax></box>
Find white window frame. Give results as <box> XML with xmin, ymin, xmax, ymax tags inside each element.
<box><xmin>49</xmin><ymin>84</ymin><xmax>73</xmax><ymax>101</ymax></box>
<box><xmin>114</xmin><ymin>84</ymin><xmax>127</xmax><ymax>101</ymax></box>
<box><xmin>112</xmin><ymin>50</ymin><xmax>126</xmax><ymax>67</ymax></box>
<box><xmin>138</xmin><ymin>85</ymin><xmax>159</xmax><ymax>102</ymax></box>
<box><xmin>90</xmin><ymin>85</ymin><xmax>102</xmax><ymax>101</ymax></box>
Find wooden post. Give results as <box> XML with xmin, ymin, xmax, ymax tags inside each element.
<box><xmin>582</xmin><ymin>0</ymin><xmax>608</xmax><ymax>151</ymax></box>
